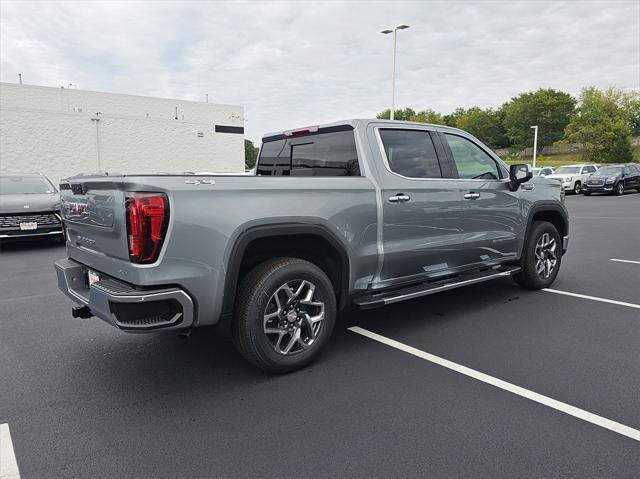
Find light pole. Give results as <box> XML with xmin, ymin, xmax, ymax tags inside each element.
<box><xmin>380</xmin><ymin>24</ymin><xmax>410</xmax><ymax>120</ymax></box>
<box><xmin>531</xmin><ymin>125</ymin><xmax>538</xmax><ymax>168</ymax></box>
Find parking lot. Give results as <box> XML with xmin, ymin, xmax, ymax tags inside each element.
<box><xmin>1</xmin><ymin>193</ymin><xmax>639</xmax><ymax>478</ymax></box>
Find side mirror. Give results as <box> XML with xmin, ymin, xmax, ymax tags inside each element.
<box><xmin>509</xmin><ymin>163</ymin><xmax>533</xmax><ymax>191</ymax></box>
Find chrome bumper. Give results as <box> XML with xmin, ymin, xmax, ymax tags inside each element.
<box><xmin>55</xmin><ymin>258</ymin><xmax>194</xmax><ymax>332</ymax></box>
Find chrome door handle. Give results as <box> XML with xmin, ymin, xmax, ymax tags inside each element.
<box><xmin>464</xmin><ymin>192</ymin><xmax>480</xmax><ymax>200</ymax></box>
<box><xmin>389</xmin><ymin>194</ymin><xmax>410</xmax><ymax>203</ymax></box>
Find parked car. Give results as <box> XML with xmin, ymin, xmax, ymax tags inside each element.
<box><xmin>545</xmin><ymin>164</ymin><xmax>598</xmax><ymax>193</ymax></box>
<box><xmin>531</xmin><ymin>166</ymin><xmax>555</xmax><ymax>177</ymax></box>
<box><xmin>0</xmin><ymin>173</ymin><xmax>63</xmax><ymax>240</ymax></box>
<box><xmin>55</xmin><ymin>120</ymin><xmax>569</xmax><ymax>372</ymax></box>
<box><xmin>583</xmin><ymin>164</ymin><xmax>640</xmax><ymax>195</ymax></box>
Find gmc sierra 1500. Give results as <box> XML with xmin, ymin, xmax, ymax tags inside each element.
<box><xmin>55</xmin><ymin>119</ymin><xmax>569</xmax><ymax>372</ymax></box>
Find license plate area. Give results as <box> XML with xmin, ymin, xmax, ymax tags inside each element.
<box><xmin>88</xmin><ymin>270</ymin><xmax>100</xmax><ymax>287</ymax></box>
<box><xmin>19</xmin><ymin>222</ymin><xmax>38</xmax><ymax>231</ymax></box>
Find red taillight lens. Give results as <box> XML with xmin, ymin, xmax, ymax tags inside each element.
<box><xmin>125</xmin><ymin>193</ymin><xmax>169</xmax><ymax>264</ymax></box>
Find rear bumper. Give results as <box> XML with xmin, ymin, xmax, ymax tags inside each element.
<box><xmin>55</xmin><ymin>258</ymin><xmax>194</xmax><ymax>332</ymax></box>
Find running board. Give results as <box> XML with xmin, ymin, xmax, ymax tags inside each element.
<box><xmin>353</xmin><ymin>266</ymin><xmax>521</xmax><ymax>309</ymax></box>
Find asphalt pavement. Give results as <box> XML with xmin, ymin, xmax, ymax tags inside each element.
<box><xmin>1</xmin><ymin>192</ymin><xmax>639</xmax><ymax>478</ymax></box>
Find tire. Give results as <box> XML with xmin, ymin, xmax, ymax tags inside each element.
<box><xmin>583</xmin><ymin>191</ymin><xmax>591</xmax><ymax>196</ymax></box>
<box><xmin>615</xmin><ymin>182</ymin><xmax>625</xmax><ymax>196</ymax></box>
<box><xmin>574</xmin><ymin>181</ymin><xmax>582</xmax><ymax>194</ymax></box>
<box><xmin>513</xmin><ymin>221</ymin><xmax>562</xmax><ymax>290</ymax></box>
<box><xmin>232</xmin><ymin>257</ymin><xmax>337</xmax><ymax>373</ymax></box>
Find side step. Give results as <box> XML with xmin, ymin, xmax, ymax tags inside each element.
<box><xmin>353</xmin><ymin>265</ymin><xmax>521</xmax><ymax>310</ymax></box>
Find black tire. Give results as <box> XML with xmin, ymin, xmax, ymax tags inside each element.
<box><xmin>574</xmin><ymin>181</ymin><xmax>582</xmax><ymax>194</ymax></box>
<box><xmin>583</xmin><ymin>191</ymin><xmax>591</xmax><ymax>196</ymax></box>
<box><xmin>615</xmin><ymin>182</ymin><xmax>625</xmax><ymax>196</ymax></box>
<box><xmin>513</xmin><ymin>221</ymin><xmax>562</xmax><ymax>290</ymax></box>
<box><xmin>232</xmin><ymin>257</ymin><xmax>336</xmax><ymax>373</ymax></box>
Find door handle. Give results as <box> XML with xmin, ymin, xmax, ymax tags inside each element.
<box><xmin>464</xmin><ymin>192</ymin><xmax>480</xmax><ymax>200</ymax></box>
<box><xmin>388</xmin><ymin>193</ymin><xmax>411</xmax><ymax>203</ymax></box>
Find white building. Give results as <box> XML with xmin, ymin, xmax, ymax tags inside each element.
<box><xmin>0</xmin><ymin>82</ymin><xmax>245</xmax><ymax>186</ymax></box>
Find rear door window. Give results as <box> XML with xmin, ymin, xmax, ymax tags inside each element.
<box><xmin>257</xmin><ymin>129</ymin><xmax>360</xmax><ymax>176</ymax></box>
<box><xmin>378</xmin><ymin>129</ymin><xmax>442</xmax><ymax>179</ymax></box>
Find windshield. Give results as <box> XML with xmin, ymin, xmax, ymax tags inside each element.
<box><xmin>0</xmin><ymin>176</ymin><xmax>56</xmax><ymax>195</ymax></box>
<box><xmin>595</xmin><ymin>166</ymin><xmax>623</xmax><ymax>176</ymax></box>
<box><xmin>554</xmin><ymin>166</ymin><xmax>581</xmax><ymax>174</ymax></box>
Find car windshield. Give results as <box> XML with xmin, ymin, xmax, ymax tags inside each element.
<box><xmin>595</xmin><ymin>166</ymin><xmax>623</xmax><ymax>176</ymax></box>
<box><xmin>0</xmin><ymin>176</ymin><xmax>56</xmax><ymax>195</ymax></box>
<box><xmin>554</xmin><ymin>166</ymin><xmax>581</xmax><ymax>174</ymax></box>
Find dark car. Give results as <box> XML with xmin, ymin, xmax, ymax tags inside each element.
<box><xmin>0</xmin><ymin>173</ymin><xmax>64</xmax><ymax>240</ymax></box>
<box><xmin>583</xmin><ymin>164</ymin><xmax>640</xmax><ymax>196</ymax></box>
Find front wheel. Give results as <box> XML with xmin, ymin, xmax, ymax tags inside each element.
<box><xmin>615</xmin><ymin>182</ymin><xmax>625</xmax><ymax>196</ymax></box>
<box><xmin>574</xmin><ymin>181</ymin><xmax>582</xmax><ymax>194</ymax></box>
<box><xmin>513</xmin><ymin>221</ymin><xmax>562</xmax><ymax>290</ymax></box>
<box><xmin>232</xmin><ymin>257</ymin><xmax>336</xmax><ymax>373</ymax></box>
<box><xmin>583</xmin><ymin>191</ymin><xmax>591</xmax><ymax>196</ymax></box>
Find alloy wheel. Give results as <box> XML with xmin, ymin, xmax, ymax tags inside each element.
<box><xmin>534</xmin><ymin>233</ymin><xmax>557</xmax><ymax>279</ymax></box>
<box><xmin>263</xmin><ymin>280</ymin><xmax>325</xmax><ymax>355</ymax></box>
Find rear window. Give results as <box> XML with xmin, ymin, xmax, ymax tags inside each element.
<box><xmin>257</xmin><ymin>129</ymin><xmax>360</xmax><ymax>176</ymax></box>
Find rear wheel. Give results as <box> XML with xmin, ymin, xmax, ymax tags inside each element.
<box><xmin>232</xmin><ymin>257</ymin><xmax>336</xmax><ymax>373</ymax></box>
<box><xmin>513</xmin><ymin>221</ymin><xmax>562</xmax><ymax>290</ymax></box>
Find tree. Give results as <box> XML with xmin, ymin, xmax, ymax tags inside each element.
<box><xmin>502</xmin><ymin>88</ymin><xmax>576</xmax><ymax>153</ymax></box>
<box><xmin>376</xmin><ymin>107</ymin><xmax>417</xmax><ymax>121</ymax></box>
<box><xmin>562</xmin><ymin>87</ymin><xmax>634</xmax><ymax>163</ymax></box>
<box><xmin>452</xmin><ymin>107</ymin><xmax>509</xmax><ymax>149</ymax></box>
<box><xmin>244</xmin><ymin>139</ymin><xmax>258</xmax><ymax>170</ymax></box>
<box><xmin>411</xmin><ymin>109</ymin><xmax>446</xmax><ymax>125</ymax></box>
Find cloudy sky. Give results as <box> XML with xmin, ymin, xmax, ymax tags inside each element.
<box><xmin>1</xmin><ymin>0</ymin><xmax>639</xmax><ymax>141</ymax></box>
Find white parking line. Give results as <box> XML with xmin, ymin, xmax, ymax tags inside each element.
<box><xmin>610</xmin><ymin>258</ymin><xmax>640</xmax><ymax>265</ymax></box>
<box><xmin>0</xmin><ymin>424</ymin><xmax>20</xmax><ymax>479</ymax></box>
<box><xmin>348</xmin><ymin>327</ymin><xmax>640</xmax><ymax>442</ymax></box>
<box><xmin>542</xmin><ymin>289</ymin><xmax>640</xmax><ymax>310</ymax></box>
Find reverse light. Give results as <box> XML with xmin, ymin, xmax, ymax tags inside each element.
<box><xmin>126</xmin><ymin>193</ymin><xmax>169</xmax><ymax>264</ymax></box>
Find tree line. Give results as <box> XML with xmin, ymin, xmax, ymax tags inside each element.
<box><xmin>376</xmin><ymin>86</ymin><xmax>640</xmax><ymax>163</ymax></box>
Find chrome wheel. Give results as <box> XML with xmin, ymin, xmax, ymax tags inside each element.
<box><xmin>534</xmin><ymin>233</ymin><xmax>557</xmax><ymax>279</ymax></box>
<box><xmin>263</xmin><ymin>280</ymin><xmax>325</xmax><ymax>355</ymax></box>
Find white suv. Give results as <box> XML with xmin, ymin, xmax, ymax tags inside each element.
<box><xmin>545</xmin><ymin>164</ymin><xmax>598</xmax><ymax>194</ymax></box>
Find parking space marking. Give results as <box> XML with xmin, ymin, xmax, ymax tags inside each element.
<box><xmin>0</xmin><ymin>424</ymin><xmax>20</xmax><ymax>479</ymax></box>
<box><xmin>610</xmin><ymin>258</ymin><xmax>640</xmax><ymax>265</ymax></box>
<box><xmin>542</xmin><ymin>289</ymin><xmax>640</xmax><ymax>310</ymax></box>
<box><xmin>349</xmin><ymin>327</ymin><xmax>640</xmax><ymax>443</ymax></box>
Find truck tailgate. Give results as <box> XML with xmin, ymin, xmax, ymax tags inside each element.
<box><xmin>60</xmin><ymin>180</ymin><xmax>131</xmax><ymax>261</ymax></box>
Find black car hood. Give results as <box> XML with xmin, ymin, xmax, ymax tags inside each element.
<box><xmin>0</xmin><ymin>193</ymin><xmax>60</xmax><ymax>214</ymax></box>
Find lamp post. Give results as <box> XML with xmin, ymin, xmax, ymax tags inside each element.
<box><xmin>380</xmin><ymin>24</ymin><xmax>410</xmax><ymax>120</ymax></box>
<box><xmin>531</xmin><ymin>125</ymin><xmax>538</xmax><ymax>168</ymax></box>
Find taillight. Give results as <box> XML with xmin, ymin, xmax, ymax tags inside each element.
<box><xmin>125</xmin><ymin>193</ymin><xmax>169</xmax><ymax>264</ymax></box>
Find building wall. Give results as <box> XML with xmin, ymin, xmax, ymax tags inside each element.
<box><xmin>0</xmin><ymin>83</ymin><xmax>245</xmax><ymax>186</ymax></box>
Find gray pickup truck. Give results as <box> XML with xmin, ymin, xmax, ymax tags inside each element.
<box><xmin>55</xmin><ymin>119</ymin><xmax>569</xmax><ymax>372</ymax></box>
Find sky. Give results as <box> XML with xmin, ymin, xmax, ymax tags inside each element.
<box><xmin>1</xmin><ymin>0</ymin><xmax>639</xmax><ymax>142</ymax></box>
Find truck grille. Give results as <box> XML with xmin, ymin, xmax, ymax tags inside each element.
<box><xmin>0</xmin><ymin>212</ymin><xmax>61</xmax><ymax>228</ymax></box>
<box><xmin>587</xmin><ymin>179</ymin><xmax>604</xmax><ymax>186</ymax></box>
